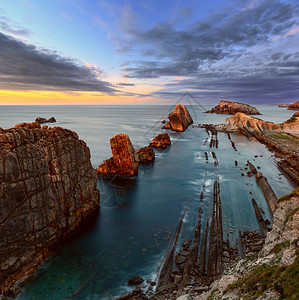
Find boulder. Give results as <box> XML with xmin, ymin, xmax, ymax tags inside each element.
<box><xmin>205</xmin><ymin>100</ymin><xmax>260</xmax><ymax>115</ymax></box>
<box><xmin>150</xmin><ymin>133</ymin><xmax>171</xmax><ymax>149</ymax></box>
<box><xmin>168</xmin><ymin>104</ymin><xmax>193</xmax><ymax>132</ymax></box>
<box><xmin>97</xmin><ymin>134</ymin><xmax>138</xmax><ymax>177</ymax></box>
<box><xmin>128</xmin><ymin>276</ymin><xmax>144</xmax><ymax>285</ymax></box>
<box><xmin>35</xmin><ymin>117</ymin><xmax>56</xmax><ymax>124</ymax></box>
<box><xmin>0</xmin><ymin>123</ymin><xmax>100</xmax><ymax>296</ymax></box>
<box><xmin>135</xmin><ymin>146</ymin><xmax>155</xmax><ymax>164</ymax></box>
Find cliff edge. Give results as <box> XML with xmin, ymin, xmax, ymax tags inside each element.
<box><xmin>0</xmin><ymin>122</ymin><xmax>100</xmax><ymax>297</ymax></box>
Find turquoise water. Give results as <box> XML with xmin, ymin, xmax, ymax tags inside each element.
<box><xmin>0</xmin><ymin>104</ymin><xmax>296</xmax><ymax>299</ymax></box>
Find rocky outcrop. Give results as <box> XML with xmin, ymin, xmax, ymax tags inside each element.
<box><xmin>163</xmin><ymin>104</ymin><xmax>193</xmax><ymax>132</ymax></box>
<box><xmin>97</xmin><ymin>134</ymin><xmax>139</xmax><ymax>177</ymax></box>
<box><xmin>35</xmin><ymin>117</ymin><xmax>56</xmax><ymax>123</ymax></box>
<box><xmin>150</xmin><ymin>133</ymin><xmax>171</xmax><ymax>149</ymax></box>
<box><xmin>0</xmin><ymin>122</ymin><xmax>100</xmax><ymax>297</ymax></box>
<box><xmin>206</xmin><ymin>100</ymin><xmax>260</xmax><ymax>115</ymax></box>
<box><xmin>287</xmin><ymin>100</ymin><xmax>299</xmax><ymax>110</ymax></box>
<box><xmin>216</xmin><ymin>112</ymin><xmax>283</xmax><ymax>134</ymax></box>
<box><xmin>135</xmin><ymin>147</ymin><xmax>155</xmax><ymax>164</ymax></box>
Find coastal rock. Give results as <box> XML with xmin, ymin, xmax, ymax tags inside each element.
<box><xmin>0</xmin><ymin>123</ymin><xmax>100</xmax><ymax>296</ymax></box>
<box><xmin>162</xmin><ymin>104</ymin><xmax>193</xmax><ymax>132</ymax></box>
<box><xmin>97</xmin><ymin>134</ymin><xmax>138</xmax><ymax>177</ymax></box>
<box><xmin>135</xmin><ymin>146</ymin><xmax>155</xmax><ymax>164</ymax></box>
<box><xmin>35</xmin><ymin>116</ymin><xmax>56</xmax><ymax>123</ymax></box>
<box><xmin>128</xmin><ymin>276</ymin><xmax>144</xmax><ymax>286</ymax></box>
<box><xmin>287</xmin><ymin>100</ymin><xmax>299</xmax><ymax>110</ymax></box>
<box><xmin>205</xmin><ymin>100</ymin><xmax>260</xmax><ymax>115</ymax></box>
<box><xmin>150</xmin><ymin>133</ymin><xmax>171</xmax><ymax>149</ymax></box>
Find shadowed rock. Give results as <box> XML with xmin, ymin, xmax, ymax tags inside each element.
<box><xmin>136</xmin><ymin>146</ymin><xmax>155</xmax><ymax>164</ymax></box>
<box><xmin>35</xmin><ymin>116</ymin><xmax>56</xmax><ymax>123</ymax></box>
<box><xmin>150</xmin><ymin>133</ymin><xmax>171</xmax><ymax>149</ymax></box>
<box><xmin>0</xmin><ymin>122</ymin><xmax>100</xmax><ymax>296</ymax></box>
<box><xmin>287</xmin><ymin>100</ymin><xmax>299</xmax><ymax>111</ymax></box>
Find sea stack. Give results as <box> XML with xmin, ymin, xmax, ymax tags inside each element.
<box><xmin>150</xmin><ymin>133</ymin><xmax>171</xmax><ymax>149</ymax></box>
<box><xmin>0</xmin><ymin>122</ymin><xmax>100</xmax><ymax>297</ymax></box>
<box><xmin>163</xmin><ymin>104</ymin><xmax>193</xmax><ymax>132</ymax></box>
<box><xmin>97</xmin><ymin>133</ymin><xmax>139</xmax><ymax>177</ymax></box>
<box><xmin>205</xmin><ymin>100</ymin><xmax>260</xmax><ymax>115</ymax></box>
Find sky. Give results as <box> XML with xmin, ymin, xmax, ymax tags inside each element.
<box><xmin>0</xmin><ymin>0</ymin><xmax>298</xmax><ymax>105</ymax></box>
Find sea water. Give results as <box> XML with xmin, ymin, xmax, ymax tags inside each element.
<box><xmin>0</xmin><ymin>105</ymin><xmax>296</xmax><ymax>299</ymax></box>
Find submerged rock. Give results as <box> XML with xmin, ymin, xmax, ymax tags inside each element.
<box><xmin>128</xmin><ymin>276</ymin><xmax>144</xmax><ymax>286</ymax></box>
<box><xmin>35</xmin><ymin>116</ymin><xmax>56</xmax><ymax>123</ymax></box>
<box><xmin>150</xmin><ymin>133</ymin><xmax>171</xmax><ymax>149</ymax></box>
<box><xmin>205</xmin><ymin>100</ymin><xmax>260</xmax><ymax>115</ymax></box>
<box><xmin>0</xmin><ymin>123</ymin><xmax>100</xmax><ymax>297</ymax></box>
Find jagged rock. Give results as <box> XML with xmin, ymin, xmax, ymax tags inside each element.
<box><xmin>167</xmin><ymin>104</ymin><xmax>193</xmax><ymax>132</ymax></box>
<box><xmin>163</xmin><ymin>121</ymin><xmax>172</xmax><ymax>129</ymax></box>
<box><xmin>0</xmin><ymin>123</ymin><xmax>100</xmax><ymax>296</ymax></box>
<box><xmin>287</xmin><ymin>100</ymin><xmax>299</xmax><ymax>110</ymax></box>
<box><xmin>128</xmin><ymin>276</ymin><xmax>144</xmax><ymax>285</ymax></box>
<box><xmin>135</xmin><ymin>146</ymin><xmax>155</xmax><ymax>164</ymax></box>
<box><xmin>97</xmin><ymin>133</ymin><xmax>138</xmax><ymax>177</ymax></box>
<box><xmin>150</xmin><ymin>133</ymin><xmax>171</xmax><ymax>149</ymax></box>
<box><xmin>35</xmin><ymin>117</ymin><xmax>56</xmax><ymax>123</ymax></box>
<box><xmin>205</xmin><ymin>100</ymin><xmax>260</xmax><ymax>115</ymax></box>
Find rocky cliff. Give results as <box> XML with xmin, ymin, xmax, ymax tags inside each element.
<box><xmin>206</xmin><ymin>100</ymin><xmax>261</xmax><ymax>115</ymax></box>
<box><xmin>0</xmin><ymin>122</ymin><xmax>100</xmax><ymax>297</ymax></box>
<box><xmin>287</xmin><ymin>100</ymin><xmax>299</xmax><ymax>110</ymax></box>
<box><xmin>163</xmin><ymin>104</ymin><xmax>193</xmax><ymax>132</ymax></box>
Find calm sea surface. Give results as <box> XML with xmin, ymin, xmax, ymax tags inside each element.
<box><xmin>0</xmin><ymin>105</ymin><xmax>296</xmax><ymax>299</ymax></box>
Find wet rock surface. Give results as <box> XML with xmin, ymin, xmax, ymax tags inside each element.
<box><xmin>163</xmin><ymin>104</ymin><xmax>193</xmax><ymax>132</ymax></box>
<box><xmin>150</xmin><ymin>133</ymin><xmax>171</xmax><ymax>149</ymax></box>
<box><xmin>0</xmin><ymin>122</ymin><xmax>100</xmax><ymax>296</ymax></box>
<box><xmin>205</xmin><ymin>100</ymin><xmax>261</xmax><ymax>115</ymax></box>
<box><xmin>35</xmin><ymin>116</ymin><xmax>56</xmax><ymax>123</ymax></box>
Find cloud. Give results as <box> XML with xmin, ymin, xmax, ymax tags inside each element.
<box><xmin>0</xmin><ymin>32</ymin><xmax>117</xmax><ymax>93</ymax></box>
<box><xmin>0</xmin><ymin>16</ymin><xmax>31</xmax><ymax>37</ymax></box>
<box><xmin>119</xmin><ymin>0</ymin><xmax>298</xmax><ymax>79</ymax></box>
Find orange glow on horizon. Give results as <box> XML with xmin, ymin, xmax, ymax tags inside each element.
<box><xmin>0</xmin><ymin>90</ymin><xmax>156</xmax><ymax>105</ymax></box>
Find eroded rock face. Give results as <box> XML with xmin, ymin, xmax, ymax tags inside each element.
<box><xmin>150</xmin><ymin>133</ymin><xmax>171</xmax><ymax>149</ymax></box>
<box><xmin>206</xmin><ymin>100</ymin><xmax>260</xmax><ymax>115</ymax></box>
<box><xmin>135</xmin><ymin>146</ymin><xmax>155</xmax><ymax>164</ymax></box>
<box><xmin>97</xmin><ymin>133</ymin><xmax>139</xmax><ymax>177</ymax></box>
<box><xmin>287</xmin><ymin>100</ymin><xmax>299</xmax><ymax>110</ymax></box>
<box><xmin>216</xmin><ymin>112</ymin><xmax>281</xmax><ymax>134</ymax></box>
<box><xmin>164</xmin><ymin>104</ymin><xmax>193</xmax><ymax>132</ymax></box>
<box><xmin>0</xmin><ymin>122</ymin><xmax>100</xmax><ymax>296</ymax></box>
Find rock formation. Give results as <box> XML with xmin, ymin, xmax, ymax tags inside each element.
<box><xmin>150</xmin><ymin>133</ymin><xmax>171</xmax><ymax>149</ymax></box>
<box><xmin>163</xmin><ymin>104</ymin><xmax>193</xmax><ymax>132</ymax></box>
<box><xmin>205</xmin><ymin>100</ymin><xmax>261</xmax><ymax>115</ymax></box>
<box><xmin>97</xmin><ymin>134</ymin><xmax>139</xmax><ymax>177</ymax></box>
<box><xmin>0</xmin><ymin>122</ymin><xmax>100</xmax><ymax>297</ymax></box>
<box><xmin>35</xmin><ymin>117</ymin><xmax>56</xmax><ymax>123</ymax></box>
<box><xmin>135</xmin><ymin>147</ymin><xmax>155</xmax><ymax>164</ymax></box>
<box><xmin>287</xmin><ymin>100</ymin><xmax>299</xmax><ymax>110</ymax></box>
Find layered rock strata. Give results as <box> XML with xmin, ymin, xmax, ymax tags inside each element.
<box><xmin>205</xmin><ymin>100</ymin><xmax>260</xmax><ymax>115</ymax></box>
<box><xmin>163</xmin><ymin>104</ymin><xmax>193</xmax><ymax>132</ymax></box>
<box><xmin>287</xmin><ymin>100</ymin><xmax>299</xmax><ymax>110</ymax></box>
<box><xmin>0</xmin><ymin>122</ymin><xmax>100</xmax><ymax>297</ymax></box>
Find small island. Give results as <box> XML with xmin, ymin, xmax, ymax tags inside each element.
<box><xmin>205</xmin><ymin>100</ymin><xmax>261</xmax><ymax>115</ymax></box>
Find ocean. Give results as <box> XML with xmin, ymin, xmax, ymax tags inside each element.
<box><xmin>0</xmin><ymin>104</ymin><xmax>296</xmax><ymax>299</ymax></box>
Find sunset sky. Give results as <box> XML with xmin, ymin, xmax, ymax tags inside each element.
<box><xmin>0</xmin><ymin>0</ymin><xmax>298</xmax><ymax>105</ymax></box>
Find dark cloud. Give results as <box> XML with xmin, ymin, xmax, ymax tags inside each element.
<box><xmin>120</xmin><ymin>0</ymin><xmax>298</xmax><ymax>79</ymax></box>
<box><xmin>117</xmin><ymin>83</ymin><xmax>135</xmax><ymax>86</ymax></box>
<box><xmin>0</xmin><ymin>32</ymin><xmax>116</xmax><ymax>93</ymax></box>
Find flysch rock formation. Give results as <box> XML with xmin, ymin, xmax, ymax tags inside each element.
<box><xmin>287</xmin><ymin>100</ymin><xmax>299</xmax><ymax>110</ymax></box>
<box><xmin>0</xmin><ymin>122</ymin><xmax>100</xmax><ymax>297</ymax></box>
<box><xmin>205</xmin><ymin>100</ymin><xmax>261</xmax><ymax>115</ymax></box>
<box><xmin>216</xmin><ymin>112</ymin><xmax>299</xmax><ymax>134</ymax></box>
<box><xmin>163</xmin><ymin>104</ymin><xmax>193</xmax><ymax>132</ymax></box>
